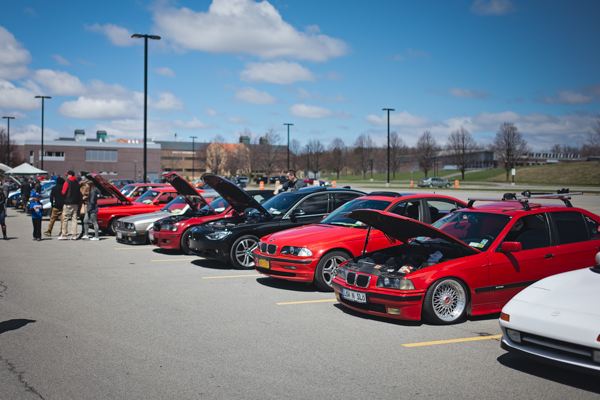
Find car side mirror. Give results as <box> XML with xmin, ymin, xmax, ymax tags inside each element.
<box><xmin>501</xmin><ymin>241</ymin><xmax>522</xmax><ymax>253</ymax></box>
<box><xmin>291</xmin><ymin>209</ymin><xmax>305</xmax><ymax>216</ymax></box>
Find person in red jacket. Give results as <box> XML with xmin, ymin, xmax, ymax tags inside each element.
<box><xmin>59</xmin><ymin>170</ymin><xmax>81</xmax><ymax>240</ymax></box>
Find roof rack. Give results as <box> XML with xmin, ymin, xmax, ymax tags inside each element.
<box><xmin>467</xmin><ymin>188</ymin><xmax>582</xmax><ymax>210</ymax></box>
<box><xmin>367</xmin><ymin>191</ymin><xmax>403</xmax><ymax>197</ymax></box>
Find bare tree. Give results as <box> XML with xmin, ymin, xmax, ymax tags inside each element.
<box><xmin>492</xmin><ymin>122</ymin><xmax>530</xmax><ymax>181</ymax></box>
<box><xmin>416</xmin><ymin>131</ymin><xmax>440</xmax><ymax>177</ymax></box>
<box><xmin>289</xmin><ymin>139</ymin><xmax>302</xmax><ymax>172</ymax></box>
<box><xmin>0</xmin><ymin>129</ymin><xmax>25</xmax><ymax>167</ymax></box>
<box><xmin>446</xmin><ymin>127</ymin><xmax>478</xmax><ymax>180</ymax></box>
<box><xmin>308</xmin><ymin>139</ymin><xmax>325</xmax><ymax>178</ymax></box>
<box><xmin>549</xmin><ymin>143</ymin><xmax>580</xmax><ymax>154</ymax></box>
<box><xmin>326</xmin><ymin>137</ymin><xmax>346</xmax><ymax>179</ymax></box>
<box><xmin>353</xmin><ymin>134</ymin><xmax>375</xmax><ymax>180</ymax></box>
<box><xmin>257</xmin><ymin>129</ymin><xmax>283</xmax><ymax>181</ymax></box>
<box><xmin>581</xmin><ymin>119</ymin><xmax>600</xmax><ymax>157</ymax></box>
<box><xmin>205</xmin><ymin>143</ymin><xmax>227</xmax><ymax>176</ymax></box>
<box><xmin>389</xmin><ymin>132</ymin><xmax>408</xmax><ymax>179</ymax></box>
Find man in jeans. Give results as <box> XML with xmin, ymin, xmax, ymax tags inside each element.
<box><xmin>59</xmin><ymin>170</ymin><xmax>81</xmax><ymax>240</ymax></box>
<box><xmin>44</xmin><ymin>176</ymin><xmax>65</xmax><ymax>236</ymax></box>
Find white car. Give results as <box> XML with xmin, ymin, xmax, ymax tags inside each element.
<box><xmin>499</xmin><ymin>252</ymin><xmax>600</xmax><ymax>375</ymax></box>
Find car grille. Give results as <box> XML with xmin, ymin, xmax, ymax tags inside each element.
<box><xmin>338</xmin><ymin>297</ymin><xmax>386</xmax><ymax>313</ymax></box>
<box><xmin>520</xmin><ymin>331</ymin><xmax>596</xmax><ymax>361</ymax></box>
<box><xmin>260</xmin><ymin>243</ymin><xmax>278</xmax><ymax>255</ymax></box>
<box><xmin>346</xmin><ymin>272</ymin><xmax>371</xmax><ymax>288</ymax></box>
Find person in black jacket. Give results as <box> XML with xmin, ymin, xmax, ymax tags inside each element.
<box><xmin>44</xmin><ymin>176</ymin><xmax>65</xmax><ymax>236</ymax></box>
<box><xmin>33</xmin><ymin>178</ymin><xmax>42</xmax><ymax>195</ymax></box>
<box><xmin>20</xmin><ymin>178</ymin><xmax>31</xmax><ymax>210</ymax></box>
<box><xmin>82</xmin><ymin>181</ymin><xmax>100</xmax><ymax>240</ymax></box>
<box><xmin>0</xmin><ymin>180</ymin><xmax>7</xmax><ymax>240</ymax></box>
<box><xmin>59</xmin><ymin>170</ymin><xmax>81</xmax><ymax>240</ymax></box>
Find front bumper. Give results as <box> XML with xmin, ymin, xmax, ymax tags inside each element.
<box><xmin>115</xmin><ymin>229</ymin><xmax>148</xmax><ymax>245</ymax></box>
<box><xmin>331</xmin><ymin>278</ymin><xmax>425</xmax><ymax>321</ymax></box>
<box><xmin>152</xmin><ymin>230</ymin><xmax>182</xmax><ymax>250</ymax></box>
<box><xmin>253</xmin><ymin>253</ymin><xmax>318</xmax><ymax>283</ymax></box>
<box><xmin>188</xmin><ymin>236</ymin><xmax>230</xmax><ymax>262</ymax></box>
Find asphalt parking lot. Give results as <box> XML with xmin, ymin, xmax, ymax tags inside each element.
<box><xmin>1</xmin><ymin>189</ymin><xmax>599</xmax><ymax>399</ymax></box>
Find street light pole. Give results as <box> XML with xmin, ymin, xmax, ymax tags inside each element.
<box><xmin>131</xmin><ymin>33</ymin><xmax>161</xmax><ymax>183</ymax></box>
<box><xmin>190</xmin><ymin>136</ymin><xmax>197</xmax><ymax>181</ymax></box>
<box><xmin>284</xmin><ymin>123</ymin><xmax>293</xmax><ymax>170</ymax></box>
<box><xmin>35</xmin><ymin>96</ymin><xmax>51</xmax><ymax>170</ymax></box>
<box><xmin>2</xmin><ymin>116</ymin><xmax>15</xmax><ymax>166</ymax></box>
<box><xmin>382</xmin><ymin>108</ymin><xmax>395</xmax><ymax>186</ymax></box>
<box><xmin>306</xmin><ymin>144</ymin><xmax>310</xmax><ymax>179</ymax></box>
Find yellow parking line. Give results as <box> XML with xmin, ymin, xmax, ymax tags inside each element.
<box><xmin>402</xmin><ymin>334</ymin><xmax>502</xmax><ymax>347</ymax></box>
<box><xmin>202</xmin><ymin>274</ymin><xmax>258</xmax><ymax>279</ymax></box>
<box><xmin>277</xmin><ymin>299</ymin><xmax>337</xmax><ymax>305</ymax></box>
<box><xmin>151</xmin><ymin>259</ymin><xmax>192</xmax><ymax>262</ymax></box>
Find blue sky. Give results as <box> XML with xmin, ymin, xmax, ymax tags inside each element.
<box><xmin>1</xmin><ymin>0</ymin><xmax>599</xmax><ymax>152</ymax></box>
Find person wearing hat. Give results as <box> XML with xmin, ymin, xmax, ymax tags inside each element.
<box><xmin>59</xmin><ymin>170</ymin><xmax>81</xmax><ymax>240</ymax></box>
<box><xmin>30</xmin><ymin>192</ymin><xmax>43</xmax><ymax>241</ymax></box>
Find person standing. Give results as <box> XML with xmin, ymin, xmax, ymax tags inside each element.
<box><xmin>0</xmin><ymin>181</ymin><xmax>7</xmax><ymax>240</ymax></box>
<box><xmin>76</xmin><ymin>178</ymin><xmax>91</xmax><ymax>239</ymax></box>
<box><xmin>33</xmin><ymin>178</ymin><xmax>42</xmax><ymax>195</ymax></box>
<box><xmin>82</xmin><ymin>180</ymin><xmax>100</xmax><ymax>240</ymax></box>
<box><xmin>44</xmin><ymin>176</ymin><xmax>65</xmax><ymax>236</ymax></box>
<box><xmin>59</xmin><ymin>170</ymin><xmax>81</xmax><ymax>240</ymax></box>
<box><xmin>30</xmin><ymin>193</ymin><xmax>43</xmax><ymax>241</ymax></box>
<box><xmin>273</xmin><ymin>170</ymin><xmax>307</xmax><ymax>195</ymax></box>
<box><xmin>20</xmin><ymin>177</ymin><xmax>31</xmax><ymax>210</ymax></box>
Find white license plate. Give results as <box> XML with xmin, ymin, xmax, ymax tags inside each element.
<box><xmin>149</xmin><ymin>231</ymin><xmax>154</xmax><ymax>240</ymax></box>
<box><xmin>116</xmin><ymin>232</ymin><xmax>122</xmax><ymax>239</ymax></box>
<box><xmin>342</xmin><ymin>288</ymin><xmax>367</xmax><ymax>304</ymax></box>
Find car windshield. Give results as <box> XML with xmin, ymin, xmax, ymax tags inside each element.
<box><xmin>322</xmin><ymin>199</ymin><xmax>391</xmax><ymax>228</ymax></box>
<box><xmin>257</xmin><ymin>191</ymin><xmax>305</xmax><ymax>215</ymax></box>
<box><xmin>429</xmin><ymin>211</ymin><xmax>512</xmax><ymax>250</ymax></box>
<box><xmin>120</xmin><ymin>185</ymin><xmax>136</xmax><ymax>197</ymax></box>
<box><xmin>200</xmin><ymin>196</ymin><xmax>229</xmax><ymax>214</ymax></box>
<box><xmin>135</xmin><ymin>190</ymin><xmax>161</xmax><ymax>204</ymax></box>
<box><xmin>160</xmin><ymin>196</ymin><xmax>190</xmax><ymax>214</ymax></box>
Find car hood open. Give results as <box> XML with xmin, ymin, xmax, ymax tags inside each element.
<box><xmin>164</xmin><ymin>172</ymin><xmax>214</xmax><ymax>213</ymax></box>
<box><xmin>86</xmin><ymin>173</ymin><xmax>131</xmax><ymax>204</ymax></box>
<box><xmin>202</xmin><ymin>173</ymin><xmax>269</xmax><ymax>217</ymax></box>
<box><xmin>346</xmin><ymin>209</ymin><xmax>480</xmax><ymax>254</ymax></box>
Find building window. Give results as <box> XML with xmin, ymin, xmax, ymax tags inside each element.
<box><xmin>86</xmin><ymin>149</ymin><xmax>117</xmax><ymax>162</ymax></box>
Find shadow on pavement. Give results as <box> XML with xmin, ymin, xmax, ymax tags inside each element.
<box><xmin>255</xmin><ymin>276</ymin><xmax>319</xmax><ymax>293</ymax></box>
<box><xmin>0</xmin><ymin>319</ymin><xmax>36</xmax><ymax>335</ymax></box>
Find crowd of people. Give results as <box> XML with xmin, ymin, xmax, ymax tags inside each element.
<box><xmin>0</xmin><ymin>170</ymin><xmax>101</xmax><ymax>242</ymax></box>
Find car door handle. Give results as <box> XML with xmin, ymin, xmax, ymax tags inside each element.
<box><xmin>544</xmin><ymin>253</ymin><xmax>554</xmax><ymax>259</ymax></box>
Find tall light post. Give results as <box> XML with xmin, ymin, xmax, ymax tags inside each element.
<box><xmin>35</xmin><ymin>96</ymin><xmax>51</xmax><ymax>170</ymax></box>
<box><xmin>131</xmin><ymin>33</ymin><xmax>161</xmax><ymax>183</ymax></box>
<box><xmin>382</xmin><ymin>108</ymin><xmax>395</xmax><ymax>186</ymax></box>
<box><xmin>190</xmin><ymin>136</ymin><xmax>197</xmax><ymax>182</ymax></box>
<box><xmin>2</xmin><ymin>116</ymin><xmax>15</xmax><ymax>166</ymax></box>
<box><xmin>305</xmin><ymin>144</ymin><xmax>310</xmax><ymax>179</ymax></box>
<box><xmin>284</xmin><ymin>123</ymin><xmax>293</xmax><ymax>170</ymax></box>
<box><xmin>133</xmin><ymin>160</ymin><xmax>137</xmax><ymax>181</ymax></box>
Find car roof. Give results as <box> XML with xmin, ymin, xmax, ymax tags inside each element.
<box><xmin>354</xmin><ymin>192</ymin><xmax>466</xmax><ymax>203</ymax></box>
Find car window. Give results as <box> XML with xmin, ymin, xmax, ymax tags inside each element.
<box><xmin>295</xmin><ymin>193</ymin><xmax>329</xmax><ymax>215</ymax></box>
<box><xmin>433</xmin><ymin>211</ymin><xmax>511</xmax><ymax>250</ymax></box>
<box><xmin>204</xmin><ymin>196</ymin><xmax>229</xmax><ymax>213</ymax></box>
<box><xmin>252</xmin><ymin>194</ymin><xmax>269</xmax><ymax>205</ymax></box>
<box><xmin>157</xmin><ymin>192</ymin><xmax>175</xmax><ymax>204</ymax></box>
<box><xmin>426</xmin><ymin>199</ymin><xmax>463</xmax><ymax>223</ymax></box>
<box><xmin>390</xmin><ymin>200</ymin><xmax>420</xmax><ymax>220</ymax></box>
<box><xmin>262</xmin><ymin>191</ymin><xmax>305</xmax><ymax>215</ymax></box>
<box><xmin>503</xmin><ymin>213</ymin><xmax>551</xmax><ymax>250</ymax></box>
<box><xmin>162</xmin><ymin>196</ymin><xmax>189</xmax><ymax>214</ymax></box>
<box><xmin>137</xmin><ymin>190</ymin><xmax>161</xmax><ymax>204</ymax></box>
<box><xmin>321</xmin><ymin>198</ymin><xmax>391</xmax><ymax>228</ymax></box>
<box><xmin>331</xmin><ymin>192</ymin><xmax>362</xmax><ymax>211</ymax></box>
<box><xmin>551</xmin><ymin>211</ymin><xmax>590</xmax><ymax>244</ymax></box>
<box><xmin>583</xmin><ymin>214</ymin><xmax>600</xmax><ymax>240</ymax></box>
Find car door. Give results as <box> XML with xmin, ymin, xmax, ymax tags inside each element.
<box><xmin>280</xmin><ymin>193</ymin><xmax>330</xmax><ymax>231</ymax></box>
<box><xmin>550</xmin><ymin>211</ymin><xmax>600</xmax><ymax>273</ymax></box>
<box><xmin>424</xmin><ymin>198</ymin><xmax>465</xmax><ymax>223</ymax></box>
<box><xmin>487</xmin><ymin>212</ymin><xmax>558</xmax><ymax>308</ymax></box>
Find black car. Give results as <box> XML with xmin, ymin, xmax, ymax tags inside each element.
<box><xmin>188</xmin><ymin>174</ymin><xmax>365</xmax><ymax>269</ymax></box>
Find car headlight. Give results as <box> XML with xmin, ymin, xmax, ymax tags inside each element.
<box><xmin>162</xmin><ymin>223</ymin><xmax>178</xmax><ymax>232</ymax></box>
<box><xmin>280</xmin><ymin>246</ymin><xmax>313</xmax><ymax>257</ymax></box>
<box><xmin>126</xmin><ymin>223</ymin><xmax>135</xmax><ymax>230</ymax></box>
<box><xmin>336</xmin><ymin>265</ymin><xmax>348</xmax><ymax>280</ymax></box>
<box><xmin>376</xmin><ymin>276</ymin><xmax>415</xmax><ymax>290</ymax></box>
<box><xmin>205</xmin><ymin>230</ymin><xmax>232</xmax><ymax>240</ymax></box>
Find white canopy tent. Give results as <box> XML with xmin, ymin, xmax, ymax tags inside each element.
<box><xmin>3</xmin><ymin>163</ymin><xmax>48</xmax><ymax>176</ymax></box>
<box><xmin>0</xmin><ymin>163</ymin><xmax>11</xmax><ymax>173</ymax></box>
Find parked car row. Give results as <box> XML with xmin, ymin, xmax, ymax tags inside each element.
<box><xmin>85</xmin><ymin>173</ymin><xmax>600</xmax><ymax>375</ymax></box>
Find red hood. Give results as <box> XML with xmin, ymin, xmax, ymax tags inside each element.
<box><xmin>264</xmin><ymin>224</ymin><xmax>365</xmax><ymax>248</ymax></box>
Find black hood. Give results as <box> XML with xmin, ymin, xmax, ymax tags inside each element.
<box><xmin>55</xmin><ymin>176</ymin><xmax>65</xmax><ymax>186</ymax></box>
<box><xmin>164</xmin><ymin>172</ymin><xmax>214</xmax><ymax>212</ymax></box>
<box><xmin>202</xmin><ymin>173</ymin><xmax>269</xmax><ymax>216</ymax></box>
<box><xmin>86</xmin><ymin>173</ymin><xmax>131</xmax><ymax>203</ymax></box>
<box><xmin>346</xmin><ymin>209</ymin><xmax>480</xmax><ymax>254</ymax></box>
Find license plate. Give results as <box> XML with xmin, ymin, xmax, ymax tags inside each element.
<box><xmin>116</xmin><ymin>232</ymin><xmax>122</xmax><ymax>239</ymax></box>
<box><xmin>258</xmin><ymin>258</ymin><xmax>270</xmax><ymax>269</ymax></box>
<box><xmin>149</xmin><ymin>231</ymin><xmax>154</xmax><ymax>240</ymax></box>
<box><xmin>342</xmin><ymin>288</ymin><xmax>367</xmax><ymax>304</ymax></box>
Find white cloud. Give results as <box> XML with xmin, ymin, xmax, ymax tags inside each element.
<box><xmin>296</xmin><ymin>88</ymin><xmax>351</xmax><ymax>103</ymax></box>
<box><xmin>0</xmin><ymin>80</ymin><xmax>40</xmax><ymax>111</ymax></box>
<box><xmin>173</xmin><ymin>117</ymin><xmax>212</xmax><ymax>129</ymax></box>
<box><xmin>470</xmin><ymin>0</ymin><xmax>516</xmax><ymax>16</ymax></box>
<box><xmin>450</xmin><ymin>87</ymin><xmax>492</xmax><ymax>100</ymax></box>
<box><xmin>234</xmin><ymin>87</ymin><xmax>277</xmax><ymax>105</ymax></box>
<box><xmin>86</xmin><ymin>23</ymin><xmax>134</xmax><ymax>47</ymax></box>
<box><xmin>205</xmin><ymin>108</ymin><xmax>220</xmax><ymax>116</ymax></box>
<box><xmin>0</xmin><ymin>27</ymin><xmax>31</xmax><ymax>79</ymax></box>
<box><xmin>534</xmin><ymin>90</ymin><xmax>594</xmax><ymax>105</ymax></box>
<box><xmin>289</xmin><ymin>104</ymin><xmax>352</xmax><ymax>119</ymax></box>
<box><xmin>155</xmin><ymin>67</ymin><xmax>175</xmax><ymax>77</ymax></box>
<box><xmin>51</xmin><ymin>55</ymin><xmax>71</xmax><ymax>66</ymax></box>
<box><xmin>227</xmin><ymin>116</ymin><xmax>249</xmax><ymax>124</ymax></box>
<box><xmin>59</xmin><ymin>97</ymin><xmax>140</xmax><ymax>120</ymax></box>
<box><xmin>12</xmin><ymin>124</ymin><xmax>61</xmax><ymax>142</ymax></box>
<box><xmin>365</xmin><ymin>111</ymin><xmax>432</xmax><ymax>128</ymax></box>
<box><xmin>151</xmin><ymin>92</ymin><xmax>184</xmax><ymax>110</ymax></box>
<box><xmin>240</xmin><ymin>61</ymin><xmax>315</xmax><ymax>84</ymax></box>
<box><xmin>32</xmin><ymin>69</ymin><xmax>86</xmax><ymax>96</ymax></box>
<box><xmin>153</xmin><ymin>0</ymin><xmax>348</xmax><ymax>61</ymax></box>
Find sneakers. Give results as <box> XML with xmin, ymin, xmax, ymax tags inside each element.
<box><xmin>70</xmin><ymin>237</ymin><xmax>78</xmax><ymax>241</ymax></box>
<box><xmin>36</xmin><ymin>238</ymin><xmax>41</xmax><ymax>241</ymax></box>
<box><xmin>90</xmin><ymin>237</ymin><xmax>100</xmax><ymax>241</ymax></box>
<box><xmin>44</xmin><ymin>231</ymin><xmax>51</xmax><ymax>237</ymax></box>
<box><xmin>58</xmin><ymin>236</ymin><xmax>68</xmax><ymax>240</ymax></box>
<box><xmin>81</xmin><ymin>235</ymin><xmax>90</xmax><ymax>240</ymax></box>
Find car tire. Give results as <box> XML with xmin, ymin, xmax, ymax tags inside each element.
<box><xmin>230</xmin><ymin>235</ymin><xmax>259</xmax><ymax>269</ymax></box>
<box><xmin>180</xmin><ymin>228</ymin><xmax>193</xmax><ymax>255</ymax></box>
<box><xmin>422</xmin><ymin>278</ymin><xmax>468</xmax><ymax>325</ymax></box>
<box><xmin>428</xmin><ymin>183</ymin><xmax>433</xmax><ymax>188</ymax></box>
<box><xmin>108</xmin><ymin>218</ymin><xmax>119</xmax><ymax>235</ymax></box>
<box><xmin>314</xmin><ymin>251</ymin><xmax>351</xmax><ymax>292</ymax></box>
<box><xmin>445</xmin><ymin>183</ymin><xmax>450</xmax><ymax>188</ymax></box>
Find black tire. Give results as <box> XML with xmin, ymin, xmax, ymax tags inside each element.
<box><xmin>422</xmin><ymin>278</ymin><xmax>468</xmax><ymax>324</ymax></box>
<box><xmin>428</xmin><ymin>183</ymin><xmax>433</xmax><ymax>188</ymax></box>
<box><xmin>108</xmin><ymin>218</ymin><xmax>118</xmax><ymax>236</ymax></box>
<box><xmin>180</xmin><ymin>228</ymin><xmax>193</xmax><ymax>255</ymax></box>
<box><xmin>314</xmin><ymin>251</ymin><xmax>350</xmax><ymax>292</ymax></box>
<box><xmin>230</xmin><ymin>235</ymin><xmax>259</xmax><ymax>269</ymax></box>
<box><xmin>445</xmin><ymin>183</ymin><xmax>450</xmax><ymax>188</ymax></box>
